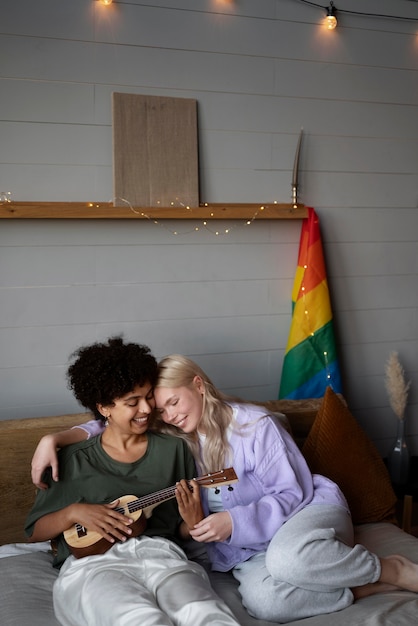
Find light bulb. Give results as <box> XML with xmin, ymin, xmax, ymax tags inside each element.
<box><xmin>326</xmin><ymin>14</ymin><xmax>337</xmax><ymax>30</ymax></box>
<box><xmin>101</xmin><ymin>0</ymin><xmax>113</xmax><ymax>5</ymax></box>
<box><xmin>325</xmin><ymin>2</ymin><xmax>337</xmax><ymax>30</ymax></box>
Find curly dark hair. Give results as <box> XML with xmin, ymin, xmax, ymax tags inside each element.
<box><xmin>67</xmin><ymin>336</ymin><xmax>158</xmax><ymax>420</ymax></box>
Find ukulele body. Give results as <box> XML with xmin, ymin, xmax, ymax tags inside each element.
<box><xmin>64</xmin><ymin>495</ymin><xmax>147</xmax><ymax>559</ymax></box>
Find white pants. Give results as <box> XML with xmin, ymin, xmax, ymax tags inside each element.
<box><xmin>54</xmin><ymin>536</ymin><xmax>239</xmax><ymax>626</ymax></box>
<box><xmin>233</xmin><ymin>505</ymin><xmax>381</xmax><ymax>623</ymax></box>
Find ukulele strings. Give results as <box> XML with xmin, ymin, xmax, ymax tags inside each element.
<box><xmin>117</xmin><ymin>469</ymin><xmax>230</xmax><ymax>513</ymax></box>
<box><xmin>73</xmin><ymin>469</ymin><xmax>230</xmax><ymax>530</ymax></box>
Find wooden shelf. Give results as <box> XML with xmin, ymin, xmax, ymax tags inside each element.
<box><xmin>0</xmin><ymin>202</ymin><xmax>307</xmax><ymax>220</ymax></box>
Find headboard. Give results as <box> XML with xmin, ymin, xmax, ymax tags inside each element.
<box><xmin>0</xmin><ymin>399</ymin><xmax>322</xmax><ymax>545</ymax></box>
<box><xmin>0</xmin><ymin>413</ymin><xmax>90</xmax><ymax>545</ymax></box>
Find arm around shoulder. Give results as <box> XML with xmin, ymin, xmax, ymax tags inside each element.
<box><xmin>31</xmin><ymin>427</ymin><xmax>89</xmax><ymax>489</ymax></box>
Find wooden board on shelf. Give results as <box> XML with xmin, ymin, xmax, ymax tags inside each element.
<box><xmin>112</xmin><ymin>93</ymin><xmax>199</xmax><ymax>208</ymax></box>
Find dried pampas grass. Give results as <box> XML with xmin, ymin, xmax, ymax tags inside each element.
<box><xmin>385</xmin><ymin>351</ymin><xmax>410</xmax><ymax>421</ymax></box>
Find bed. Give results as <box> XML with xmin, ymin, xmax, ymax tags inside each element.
<box><xmin>1</xmin><ymin>388</ymin><xmax>418</xmax><ymax>625</ymax></box>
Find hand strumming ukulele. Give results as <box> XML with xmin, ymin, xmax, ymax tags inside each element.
<box><xmin>63</xmin><ymin>467</ymin><xmax>238</xmax><ymax>558</ymax></box>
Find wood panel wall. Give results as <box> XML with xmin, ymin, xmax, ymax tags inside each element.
<box><xmin>0</xmin><ymin>0</ymin><xmax>417</xmax><ymax>457</ymax></box>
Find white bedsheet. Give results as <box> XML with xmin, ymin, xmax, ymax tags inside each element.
<box><xmin>0</xmin><ymin>540</ymin><xmax>51</xmax><ymax>558</ymax></box>
<box><xmin>2</xmin><ymin>525</ymin><xmax>418</xmax><ymax>626</ymax></box>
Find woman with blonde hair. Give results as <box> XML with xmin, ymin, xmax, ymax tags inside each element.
<box><xmin>154</xmin><ymin>354</ymin><xmax>418</xmax><ymax>622</ymax></box>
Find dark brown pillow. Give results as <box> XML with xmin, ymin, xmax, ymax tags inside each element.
<box><xmin>302</xmin><ymin>387</ymin><xmax>397</xmax><ymax>525</ymax></box>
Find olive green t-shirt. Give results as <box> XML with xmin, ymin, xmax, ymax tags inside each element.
<box><xmin>25</xmin><ymin>432</ymin><xmax>196</xmax><ymax>567</ymax></box>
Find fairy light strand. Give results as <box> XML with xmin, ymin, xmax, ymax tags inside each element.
<box><xmin>112</xmin><ymin>197</ymin><xmax>270</xmax><ymax>236</ymax></box>
<box><xmin>299</xmin><ymin>262</ymin><xmax>334</xmax><ymax>387</ymax></box>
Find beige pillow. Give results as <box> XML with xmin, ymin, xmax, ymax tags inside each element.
<box><xmin>302</xmin><ymin>387</ymin><xmax>397</xmax><ymax>525</ymax></box>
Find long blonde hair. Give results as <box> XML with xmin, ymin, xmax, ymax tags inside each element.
<box><xmin>154</xmin><ymin>354</ymin><xmax>233</xmax><ymax>473</ymax></box>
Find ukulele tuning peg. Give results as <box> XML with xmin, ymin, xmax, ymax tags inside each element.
<box><xmin>228</xmin><ymin>485</ymin><xmax>234</xmax><ymax>491</ymax></box>
<box><xmin>214</xmin><ymin>488</ymin><xmax>220</xmax><ymax>494</ymax></box>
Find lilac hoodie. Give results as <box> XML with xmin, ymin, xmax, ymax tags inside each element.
<box><xmin>200</xmin><ymin>403</ymin><xmax>349</xmax><ymax>572</ymax></box>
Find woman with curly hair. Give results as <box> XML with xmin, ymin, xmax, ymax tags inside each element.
<box><xmin>26</xmin><ymin>337</ymin><xmax>239</xmax><ymax>626</ymax></box>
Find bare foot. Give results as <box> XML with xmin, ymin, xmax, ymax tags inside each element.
<box><xmin>352</xmin><ymin>554</ymin><xmax>418</xmax><ymax>600</ymax></box>
<box><xmin>352</xmin><ymin>582</ymin><xmax>397</xmax><ymax>600</ymax></box>
<box><xmin>381</xmin><ymin>555</ymin><xmax>418</xmax><ymax>593</ymax></box>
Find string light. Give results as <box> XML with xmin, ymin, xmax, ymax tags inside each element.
<box><xmin>295</xmin><ymin>0</ymin><xmax>418</xmax><ymax>25</ymax></box>
<box><xmin>325</xmin><ymin>2</ymin><xmax>337</xmax><ymax>30</ymax></box>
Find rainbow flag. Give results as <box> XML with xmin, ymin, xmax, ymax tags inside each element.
<box><xmin>279</xmin><ymin>207</ymin><xmax>342</xmax><ymax>399</ymax></box>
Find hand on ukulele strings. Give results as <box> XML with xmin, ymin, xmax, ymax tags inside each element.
<box><xmin>189</xmin><ymin>511</ymin><xmax>233</xmax><ymax>543</ymax></box>
<box><xmin>175</xmin><ymin>479</ymin><xmax>205</xmax><ymax>530</ymax></box>
<box><xmin>70</xmin><ymin>500</ymin><xmax>134</xmax><ymax>544</ymax></box>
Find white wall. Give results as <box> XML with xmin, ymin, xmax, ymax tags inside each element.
<box><xmin>1</xmin><ymin>0</ymin><xmax>417</xmax><ymax>457</ymax></box>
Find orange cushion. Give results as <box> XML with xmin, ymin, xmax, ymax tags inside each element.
<box><xmin>302</xmin><ymin>387</ymin><xmax>397</xmax><ymax>525</ymax></box>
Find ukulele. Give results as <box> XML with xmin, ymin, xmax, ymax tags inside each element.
<box><xmin>63</xmin><ymin>467</ymin><xmax>238</xmax><ymax>558</ymax></box>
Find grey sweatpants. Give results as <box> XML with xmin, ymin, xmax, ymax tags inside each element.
<box><xmin>232</xmin><ymin>504</ymin><xmax>381</xmax><ymax>623</ymax></box>
<box><xmin>53</xmin><ymin>536</ymin><xmax>239</xmax><ymax>626</ymax></box>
